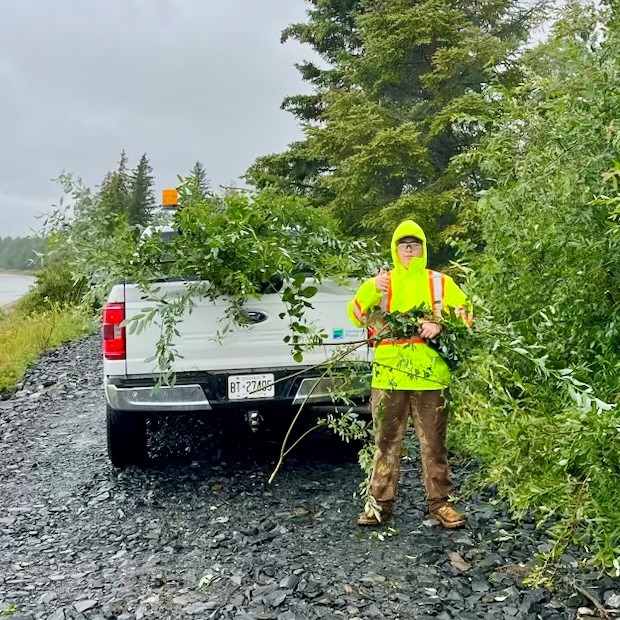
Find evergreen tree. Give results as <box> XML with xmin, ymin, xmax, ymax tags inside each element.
<box><xmin>128</xmin><ymin>153</ymin><xmax>155</xmax><ymax>226</ymax></box>
<box><xmin>190</xmin><ymin>161</ymin><xmax>211</xmax><ymax>199</ymax></box>
<box><xmin>247</xmin><ymin>0</ymin><xmax>549</xmax><ymax>258</ymax></box>
<box><xmin>99</xmin><ymin>150</ymin><xmax>131</xmax><ymax>223</ymax></box>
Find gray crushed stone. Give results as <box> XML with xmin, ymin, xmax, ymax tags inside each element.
<box><xmin>0</xmin><ymin>334</ymin><xmax>618</xmax><ymax>620</ymax></box>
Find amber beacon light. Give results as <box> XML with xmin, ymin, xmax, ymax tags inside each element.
<box><xmin>162</xmin><ymin>188</ymin><xmax>179</xmax><ymax>207</ymax></box>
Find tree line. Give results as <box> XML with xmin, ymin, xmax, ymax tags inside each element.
<box><xmin>1</xmin><ymin>155</ymin><xmax>211</xmax><ymax>271</ymax></box>
<box><xmin>0</xmin><ymin>236</ymin><xmax>46</xmax><ymax>271</ymax></box>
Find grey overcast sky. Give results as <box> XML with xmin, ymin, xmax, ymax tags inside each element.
<box><xmin>0</xmin><ymin>0</ymin><xmax>315</xmax><ymax>237</ymax></box>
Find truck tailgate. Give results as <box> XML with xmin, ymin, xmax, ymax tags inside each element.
<box><xmin>123</xmin><ymin>279</ymin><xmax>367</xmax><ymax>375</ymax></box>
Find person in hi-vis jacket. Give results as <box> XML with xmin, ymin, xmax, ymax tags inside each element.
<box><xmin>348</xmin><ymin>219</ymin><xmax>472</xmax><ymax>528</ymax></box>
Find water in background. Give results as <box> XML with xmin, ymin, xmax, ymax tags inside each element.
<box><xmin>0</xmin><ymin>272</ymin><xmax>35</xmax><ymax>306</ymax></box>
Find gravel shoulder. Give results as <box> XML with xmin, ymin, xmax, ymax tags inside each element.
<box><xmin>0</xmin><ymin>335</ymin><xmax>618</xmax><ymax>620</ymax></box>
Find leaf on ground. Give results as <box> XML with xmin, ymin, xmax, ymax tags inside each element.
<box><xmin>293</xmin><ymin>507</ymin><xmax>311</xmax><ymax>517</ymax></box>
<box><xmin>448</xmin><ymin>551</ymin><xmax>471</xmax><ymax>572</ymax></box>
<box><xmin>211</xmin><ymin>483</ymin><xmax>224</xmax><ymax>491</ymax></box>
<box><xmin>342</xmin><ymin>583</ymin><xmax>359</xmax><ymax>595</ymax></box>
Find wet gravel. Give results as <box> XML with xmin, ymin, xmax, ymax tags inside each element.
<box><xmin>1</xmin><ymin>334</ymin><xmax>619</xmax><ymax>620</ymax></box>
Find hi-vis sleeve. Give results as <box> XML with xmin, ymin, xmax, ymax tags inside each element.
<box><xmin>347</xmin><ymin>279</ymin><xmax>382</xmax><ymax>328</ymax></box>
<box><xmin>443</xmin><ymin>275</ymin><xmax>473</xmax><ymax>327</ymax></box>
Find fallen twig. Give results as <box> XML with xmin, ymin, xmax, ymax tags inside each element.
<box><xmin>572</xmin><ymin>582</ymin><xmax>610</xmax><ymax>619</ymax></box>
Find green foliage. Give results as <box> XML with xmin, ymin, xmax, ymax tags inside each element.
<box><xmin>0</xmin><ymin>303</ymin><xmax>93</xmax><ymax>394</ymax></box>
<box><xmin>40</xmin><ymin>173</ymin><xmax>138</xmax><ymax>313</ymax></box>
<box><xmin>124</xmin><ymin>184</ymin><xmax>382</xmax><ymax>381</ymax></box>
<box><xmin>448</xmin><ymin>1</ymin><xmax>620</xmax><ymax>572</ymax></box>
<box><xmin>43</xmin><ymin>174</ymin><xmax>382</xmax><ymax>383</ymax></box>
<box><xmin>127</xmin><ymin>153</ymin><xmax>155</xmax><ymax>227</ymax></box>
<box><xmin>0</xmin><ymin>605</ymin><xmax>19</xmax><ymax>617</ymax></box>
<box><xmin>135</xmin><ymin>183</ymin><xmax>381</xmax><ymax>295</ymax></box>
<box><xmin>16</xmin><ymin>258</ymin><xmax>90</xmax><ymax>315</ymax></box>
<box><xmin>0</xmin><ymin>156</ymin><xmax>148</xmax><ymax>392</ymax></box>
<box><xmin>320</xmin><ymin>407</ymin><xmax>376</xmax><ymax>504</ymax></box>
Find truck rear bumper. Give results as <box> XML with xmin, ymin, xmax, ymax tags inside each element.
<box><xmin>104</xmin><ymin>367</ymin><xmax>370</xmax><ymax>412</ymax></box>
<box><xmin>106</xmin><ymin>383</ymin><xmax>211</xmax><ymax>412</ymax></box>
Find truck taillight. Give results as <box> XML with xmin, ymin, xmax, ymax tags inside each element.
<box><xmin>102</xmin><ymin>302</ymin><xmax>126</xmax><ymax>360</ymax></box>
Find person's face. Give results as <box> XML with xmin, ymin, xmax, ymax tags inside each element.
<box><xmin>396</xmin><ymin>238</ymin><xmax>423</xmax><ymax>268</ymax></box>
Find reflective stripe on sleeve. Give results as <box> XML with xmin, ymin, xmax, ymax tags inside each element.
<box><xmin>428</xmin><ymin>271</ymin><xmax>445</xmax><ymax>318</ymax></box>
<box><xmin>352</xmin><ymin>298</ymin><xmax>365</xmax><ymax>323</ymax></box>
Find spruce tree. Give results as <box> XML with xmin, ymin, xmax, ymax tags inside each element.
<box><xmin>129</xmin><ymin>153</ymin><xmax>155</xmax><ymax>227</ymax></box>
<box><xmin>99</xmin><ymin>150</ymin><xmax>131</xmax><ymax>223</ymax></box>
<box><xmin>247</xmin><ymin>0</ymin><xmax>549</xmax><ymax>257</ymax></box>
<box><xmin>190</xmin><ymin>161</ymin><xmax>211</xmax><ymax>199</ymax></box>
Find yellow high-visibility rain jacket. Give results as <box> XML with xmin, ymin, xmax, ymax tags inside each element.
<box><xmin>348</xmin><ymin>220</ymin><xmax>471</xmax><ymax>391</ymax></box>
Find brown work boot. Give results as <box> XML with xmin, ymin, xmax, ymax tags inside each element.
<box><xmin>357</xmin><ymin>500</ymin><xmax>393</xmax><ymax>526</ymax></box>
<box><xmin>429</xmin><ymin>504</ymin><xmax>466</xmax><ymax>529</ymax></box>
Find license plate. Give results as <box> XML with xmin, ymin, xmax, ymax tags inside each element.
<box><xmin>228</xmin><ymin>373</ymin><xmax>275</xmax><ymax>400</ymax></box>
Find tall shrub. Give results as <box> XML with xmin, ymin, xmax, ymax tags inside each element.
<box><xmin>451</xmin><ymin>2</ymin><xmax>620</xmax><ymax>572</ymax></box>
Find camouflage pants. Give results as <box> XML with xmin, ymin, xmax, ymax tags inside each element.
<box><xmin>368</xmin><ymin>388</ymin><xmax>453</xmax><ymax>511</ymax></box>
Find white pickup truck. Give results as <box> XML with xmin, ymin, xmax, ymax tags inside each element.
<box><xmin>102</xmin><ymin>268</ymin><xmax>371</xmax><ymax>467</ymax></box>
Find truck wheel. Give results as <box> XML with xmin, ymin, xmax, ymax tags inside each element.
<box><xmin>106</xmin><ymin>405</ymin><xmax>148</xmax><ymax>467</ymax></box>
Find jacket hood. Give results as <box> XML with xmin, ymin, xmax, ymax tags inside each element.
<box><xmin>390</xmin><ymin>220</ymin><xmax>427</xmax><ymax>274</ymax></box>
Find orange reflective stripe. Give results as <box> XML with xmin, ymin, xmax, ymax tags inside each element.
<box><xmin>353</xmin><ymin>298</ymin><xmax>365</xmax><ymax>322</ymax></box>
<box><xmin>428</xmin><ymin>271</ymin><xmax>445</xmax><ymax>318</ymax></box>
<box><xmin>377</xmin><ymin>336</ymin><xmax>425</xmax><ymax>347</ymax></box>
